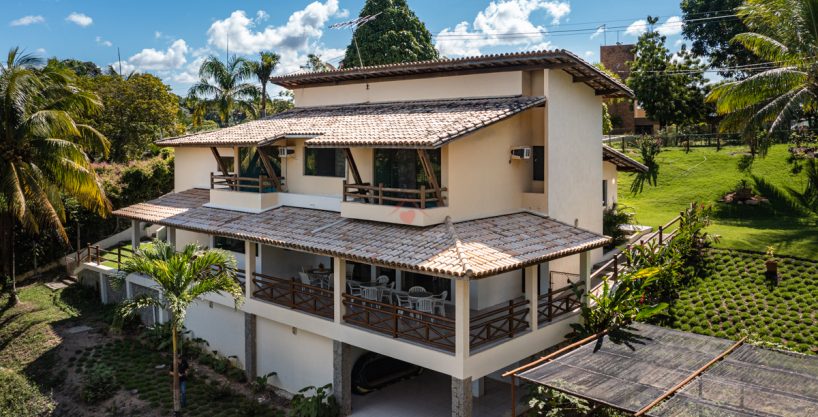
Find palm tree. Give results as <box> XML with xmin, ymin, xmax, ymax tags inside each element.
<box><xmin>115</xmin><ymin>240</ymin><xmax>243</xmax><ymax>416</ymax></box>
<box><xmin>249</xmin><ymin>51</ymin><xmax>280</xmax><ymax>118</ymax></box>
<box><xmin>707</xmin><ymin>0</ymin><xmax>818</xmax><ymax>156</ymax></box>
<box><xmin>0</xmin><ymin>47</ymin><xmax>110</xmax><ymax>304</ymax></box>
<box><xmin>189</xmin><ymin>55</ymin><xmax>259</xmax><ymax>127</ymax></box>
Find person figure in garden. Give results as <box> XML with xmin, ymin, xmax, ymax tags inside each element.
<box><xmin>169</xmin><ymin>356</ymin><xmax>189</xmax><ymax>408</ymax></box>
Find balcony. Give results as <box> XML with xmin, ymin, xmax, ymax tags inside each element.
<box><xmin>340</xmin><ymin>181</ymin><xmax>450</xmax><ymax>226</ymax></box>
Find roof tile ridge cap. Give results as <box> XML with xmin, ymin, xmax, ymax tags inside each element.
<box><xmin>520</xmin><ymin>209</ymin><xmax>610</xmax><ymax>239</ymax></box>
<box><xmin>445</xmin><ymin>216</ymin><xmax>474</xmax><ymax>278</ymax></box>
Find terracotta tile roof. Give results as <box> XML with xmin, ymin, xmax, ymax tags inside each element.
<box><xmin>603</xmin><ymin>144</ymin><xmax>648</xmax><ymax>173</ymax></box>
<box><xmin>270</xmin><ymin>49</ymin><xmax>633</xmax><ymax>99</ymax></box>
<box><xmin>156</xmin><ymin>96</ymin><xmax>545</xmax><ymax>148</ymax></box>
<box><xmin>113</xmin><ymin>189</ymin><xmax>609</xmax><ymax>278</ymax></box>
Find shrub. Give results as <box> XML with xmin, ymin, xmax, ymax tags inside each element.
<box><xmin>0</xmin><ymin>368</ymin><xmax>55</xmax><ymax>417</ymax></box>
<box><xmin>290</xmin><ymin>384</ymin><xmax>340</xmax><ymax>417</ymax></box>
<box><xmin>603</xmin><ymin>204</ymin><xmax>634</xmax><ymax>249</ymax></box>
<box><xmin>82</xmin><ymin>364</ymin><xmax>118</xmax><ymax>404</ymax></box>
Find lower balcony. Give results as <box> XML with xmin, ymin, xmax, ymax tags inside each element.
<box><xmin>252</xmin><ymin>272</ymin><xmax>334</xmax><ymax>319</ymax></box>
<box><xmin>340</xmin><ymin>181</ymin><xmax>449</xmax><ymax>226</ymax></box>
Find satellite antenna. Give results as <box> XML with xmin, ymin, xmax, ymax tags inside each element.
<box><xmin>329</xmin><ymin>12</ymin><xmax>381</xmax><ymax>69</ymax></box>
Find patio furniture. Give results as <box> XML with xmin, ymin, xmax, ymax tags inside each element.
<box><xmin>395</xmin><ymin>293</ymin><xmax>413</xmax><ymax>310</ymax></box>
<box><xmin>362</xmin><ymin>286</ymin><xmax>381</xmax><ymax>302</ymax></box>
<box><xmin>416</xmin><ymin>298</ymin><xmax>435</xmax><ymax>315</ymax></box>
<box><xmin>309</xmin><ymin>268</ymin><xmax>333</xmax><ymax>289</ymax></box>
<box><xmin>431</xmin><ymin>291</ymin><xmax>448</xmax><ymax>315</ymax></box>
<box><xmin>408</xmin><ymin>286</ymin><xmax>427</xmax><ymax>296</ymax></box>
<box><xmin>376</xmin><ymin>275</ymin><xmax>390</xmax><ymax>285</ymax></box>
<box><xmin>380</xmin><ymin>282</ymin><xmax>395</xmax><ymax>303</ymax></box>
<box><xmin>298</xmin><ymin>272</ymin><xmax>321</xmax><ymax>287</ymax></box>
<box><xmin>347</xmin><ymin>280</ymin><xmax>363</xmax><ymax>297</ymax></box>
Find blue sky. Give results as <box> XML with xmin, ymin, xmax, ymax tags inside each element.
<box><xmin>3</xmin><ymin>0</ymin><xmax>685</xmax><ymax>94</ymax></box>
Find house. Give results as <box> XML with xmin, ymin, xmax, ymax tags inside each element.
<box><xmin>79</xmin><ymin>50</ymin><xmax>636</xmax><ymax>416</ymax></box>
<box><xmin>600</xmin><ymin>44</ymin><xmax>659</xmax><ymax>135</ymax></box>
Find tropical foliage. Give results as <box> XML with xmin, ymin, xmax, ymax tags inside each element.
<box><xmin>602</xmin><ymin>204</ymin><xmax>633</xmax><ymax>249</ymax></box>
<box><xmin>341</xmin><ymin>0</ymin><xmax>438</xmax><ymax>68</ymax></box>
<box><xmin>681</xmin><ymin>0</ymin><xmax>756</xmax><ymax>77</ymax></box>
<box><xmin>113</xmin><ymin>240</ymin><xmax>243</xmax><ymax>415</ymax></box>
<box><xmin>629</xmin><ymin>136</ymin><xmax>661</xmax><ymax>193</ymax></box>
<box><xmin>708</xmin><ymin>0</ymin><xmax>818</xmax><ymax>156</ymax></box>
<box><xmin>249</xmin><ymin>51</ymin><xmax>280</xmax><ymax>118</ymax></box>
<box><xmin>189</xmin><ymin>55</ymin><xmax>259</xmax><ymax>127</ymax></box>
<box><xmin>0</xmin><ymin>47</ymin><xmax>110</xmax><ymax>303</ymax></box>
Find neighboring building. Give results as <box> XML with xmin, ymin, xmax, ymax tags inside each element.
<box><xmin>600</xmin><ymin>44</ymin><xmax>660</xmax><ymax>135</ymax></box>
<box><xmin>78</xmin><ymin>50</ymin><xmax>638</xmax><ymax>416</ymax></box>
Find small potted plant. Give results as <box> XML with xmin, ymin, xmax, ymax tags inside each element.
<box><xmin>735</xmin><ymin>179</ymin><xmax>753</xmax><ymax>202</ymax></box>
<box><xmin>765</xmin><ymin>246</ymin><xmax>778</xmax><ymax>275</ymax></box>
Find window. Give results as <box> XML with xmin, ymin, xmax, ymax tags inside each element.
<box><xmin>304</xmin><ymin>148</ymin><xmax>345</xmax><ymax>177</ymax></box>
<box><xmin>533</xmin><ymin>146</ymin><xmax>544</xmax><ymax>181</ymax></box>
<box><xmin>602</xmin><ymin>180</ymin><xmax>608</xmax><ymax>207</ymax></box>
<box><xmin>214</xmin><ymin>236</ymin><xmax>248</xmax><ymax>254</ymax></box>
<box><xmin>218</xmin><ymin>156</ymin><xmax>234</xmax><ymax>173</ymax></box>
<box><xmin>373</xmin><ymin>149</ymin><xmax>441</xmax><ymax>189</ymax></box>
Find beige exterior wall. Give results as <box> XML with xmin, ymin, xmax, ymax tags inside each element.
<box><xmin>185</xmin><ymin>301</ymin><xmax>246</xmax><ymax>367</ymax></box>
<box><xmin>173</xmin><ymin>146</ymin><xmax>233</xmax><ymax>192</ymax></box>
<box><xmin>603</xmin><ymin>161</ymin><xmax>618</xmax><ymax>208</ymax></box>
<box><xmin>293</xmin><ymin>72</ymin><xmax>524</xmax><ymax>107</ymax></box>
<box><xmin>280</xmin><ymin>139</ymin><xmax>344</xmax><ymax>197</ymax></box>
<box><xmin>257</xmin><ymin>316</ymin><xmax>334</xmax><ymax>394</ymax></box>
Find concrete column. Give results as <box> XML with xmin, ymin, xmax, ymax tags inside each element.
<box><xmin>131</xmin><ymin>220</ymin><xmax>141</xmax><ymax>249</ymax></box>
<box><xmin>452</xmin><ymin>376</ymin><xmax>473</xmax><ymax>417</ymax></box>
<box><xmin>454</xmin><ymin>279</ymin><xmax>470</xmax><ymax>360</ymax></box>
<box><xmin>525</xmin><ymin>265</ymin><xmax>539</xmax><ymax>330</ymax></box>
<box><xmin>244</xmin><ymin>241</ymin><xmax>256</xmax><ymax>299</ymax></box>
<box><xmin>580</xmin><ymin>251</ymin><xmax>591</xmax><ymax>305</ymax></box>
<box><xmin>98</xmin><ymin>272</ymin><xmax>108</xmax><ymax>304</ymax></box>
<box><xmin>167</xmin><ymin>227</ymin><xmax>176</xmax><ymax>249</ymax></box>
<box><xmin>472</xmin><ymin>377</ymin><xmax>485</xmax><ymax>398</ymax></box>
<box><xmin>333</xmin><ymin>257</ymin><xmax>347</xmax><ymax>324</ymax></box>
<box><xmin>333</xmin><ymin>341</ymin><xmax>353</xmax><ymax>416</ymax></box>
<box><xmin>157</xmin><ymin>293</ymin><xmax>166</xmax><ymax>323</ymax></box>
<box><xmin>125</xmin><ymin>276</ymin><xmax>132</xmax><ymax>299</ymax></box>
<box><xmin>244</xmin><ymin>312</ymin><xmax>257</xmax><ymax>380</ymax></box>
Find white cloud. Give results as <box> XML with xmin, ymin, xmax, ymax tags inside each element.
<box><xmin>584</xmin><ymin>50</ymin><xmax>594</xmax><ymax>59</ymax></box>
<box><xmin>590</xmin><ymin>25</ymin><xmax>605</xmax><ymax>39</ymax></box>
<box><xmin>255</xmin><ymin>10</ymin><xmax>269</xmax><ymax>22</ymax></box>
<box><xmin>657</xmin><ymin>16</ymin><xmax>683</xmax><ymax>36</ymax></box>
<box><xmin>96</xmin><ymin>36</ymin><xmax>113</xmax><ymax>47</ymax></box>
<box><xmin>10</xmin><ymin>15</ymin><xmax>44</xmax><ymax>27</ymax></box>
<box><xmin>436</xmin><ymin>0</ymin><xmax>571</xmax><ymax>57</ymax></box>
<box><xmin>35</xmin><ymin>48</ymin><xmax>46</xmax><ymax>55</ymax></box>
<box><xmin>207</xmin><ymin>0</ymin><xmax>344</xmax><ymax>54</ymax></box>
<box><xmin>66</xmin><ymin>12</ymin><xmax>93</xmax><ymax>27</ymax></box>
<box><xmin>128</xmin><ymin>39</ymin><xmax>188</xmax><ymax>71</ymax></box>
<box><xmin>155</xmin><ymin>31</ymin><xmax>163</xmax><ymax>39</ymax></box>
<box><xmin>625</xmin><ymin>19</ymin><xmax>647</xmax><ymax>37</ymax></box>
<box><xmin>674</xmin><ymin>39</ymin><xmax>684</xmax><ymax>47</ymax></box>
<box><xmin>172</xmin><ymin>56</ymin><xmax>206</xmax><ymax>84</ymax></box>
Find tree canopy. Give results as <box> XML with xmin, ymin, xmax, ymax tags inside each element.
<box><xmin>189</xmin><ymin>55</ymin><xmax>259</xmax><ymax>127</ymax></box>
<box><xmin>681</xmin><ymin>0</ymin><xmax>755</xmax><ymax>77</ymax></box>
<box><xmin>627</xmin><ymin>17</ymin><xmax>708</xmax><ymax>127</ymax></box>
<box><xmin>340</xmin><ymin>0</ymin><xmax>438</xmax><ymax>68</ymax></box>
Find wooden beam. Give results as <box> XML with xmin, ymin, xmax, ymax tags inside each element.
<box><xmin>596</xmin><ymin>89</ymin><xmax>621</xmax><ymax>96</ymax></box>
<box><xmin>256</xmin><ymin>147</ymin><xmax>285</xmax><ymax>192</ymax></box>
<box><xmin>417</xmin><ymin>149</ymin><xmax>443</xmax><ymax>207</ymax></box>
<box><xmin>502</xmin><ymin>330</ymin><xmax>608</xmax><ymax>378</ymax></box>
<box><xmin>342</xmin><ymin>148</ymin><xmax>363</xmax><ymax>185</ymax></box>
<box><xmin>211</xmin><ymin>147</ymin><xmax>229</xmax><ymax>176</ymax></box>
<box><xmin>572</xmin><ymin>75</ymin><xmax>594</xmax><ymax>83</ymax></box>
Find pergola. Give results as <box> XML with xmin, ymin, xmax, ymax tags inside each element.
<box><xmin>507</xmin><ymin>323</ymin><xmax>818</xmax><ymax>416</ymax></box>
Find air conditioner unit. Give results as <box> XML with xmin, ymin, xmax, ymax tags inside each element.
<box><xmin>278</xmin><ymin>146</ymin><xmax>295</xmax><ymax>158</ymax></box>
<box><xmin>510</xmin><ymin>146</ymin><xmax>532</xmax><ymax>160</ymax></box>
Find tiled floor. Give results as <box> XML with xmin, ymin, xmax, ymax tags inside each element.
<box><xmin>350</xmin><ymin>370</ymin><xmax>519</xmax><ymax>417</ymax></box>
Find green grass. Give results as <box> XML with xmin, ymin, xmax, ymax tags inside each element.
<box><xmin>618</xmin><ymin>144</ymin><xmax>818</xmax><ymax>259</ymax></box>
<box><xmin>664</xmin><ymin>249</ymin><xmax>818</xmax><ymax>354</ymax></box>
<box><xmin>99</xmin><ymin>242</ymin><xmax>154</xmax><ymax>268</ymax></box>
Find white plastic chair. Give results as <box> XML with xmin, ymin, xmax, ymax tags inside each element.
<box><xmin>362</xmin><ymin>286</ymin><xmax>380</xmax><ymax>302</ymax></box>
<box><xmin>416</xmin><ymin>298</ymin><xmax>435</xmax><ymax>315</ymax></box>
<box><xmin>376</xmin><ymin>275</ymin><xmax>390</xmax><ymax>285</ymax></box>
<box><xmin>346</xmin><ymin>280</ymin><xmax>362</xmax><ymax>297</ymax></box>
<box><xmin>432</xmin><ymin>291</ymin><xmax>448</xmax><ymax>315</ymax></box>
<box><xmin>408</xmin><ymin>286</ymin><xmax>426</xmax><ymax>296</ymax></box>
<box><xmin>380</xmin><ymin>282</ymin><xmax>395</xmax><ymax>303</ymax></box>
<box><xmin>298</xmin><ymin>272</ymin><xmax>321</xmax><ymax>287</ymax></box>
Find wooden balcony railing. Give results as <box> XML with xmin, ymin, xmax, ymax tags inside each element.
<box><xmin>538</xmin><ymin>279</ymin><xmax>584</xmax><ymax>325</ymax></box>
<box><xmin>342</xmin><ymin>181</ymin><xmax>447</xmax><ymax>209</ymax></box>
<box><xmin>252</xmin><ymin>272</ymin><xmax>334</xmax><ymax>319</ymax></box>
<box><xmin>210</xmin><ymin>172</ymin><xmax>280</xmax><ymax>193</ymax></box>
<box><xmin>470</xmin><ymin>299</ymin><xmax>530</xmax><ymax>350</ymax></box>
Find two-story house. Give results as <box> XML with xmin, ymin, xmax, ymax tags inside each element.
<box><xmin>95</xmin><ymin>49</ymin><xmax>635</xmax><ymax>416</ymax></box>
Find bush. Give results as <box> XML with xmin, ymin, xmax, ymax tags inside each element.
<box><xmin>0</xmin><ymin>368</ymin><xmax>55</xmax><ymax>417</ymax></box>
<box><xmin>290</xmin><ymin>384</ymin><xmax>340</xmax><ymax>417</ymax></box>
<box><xmin>82</xmin><ymin>364</ymin><xmax>118</xmax><ymax>404</ymax></box>
<box><xmin>602</xmin><ymin>204</ymin><xmax>634</xmax><ymax>249</ymax></box>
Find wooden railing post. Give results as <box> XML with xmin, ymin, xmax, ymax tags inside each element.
<box><xmin>547</xmin><ymin>289</ymin><xmax>554</xmax><ymax>322</ymax></box>
<box><xmin>290</xmin><ymin>280</ymin><xmax>296</xmax><ymax>308</ymax></box>
<box><xmin>420</xmin><ymin>185</ymin><xmax>426</xmax><ymax>209</ymax></box>
<box><xmin>342</xmin><ymin>180</ymin><xmax>347</xmax><ymax>202</ymax></box>
<box><xmin>658</xmin><ymin>225</ymin><xmax>664</xmax><ymax>245</ymax></box>
<box><xmin>378</xmin><ymin>183</ymin><xmax>384</xmax><ymax>205</ymax></box>
<box><xmin>259</xmin><ymin>174</ymin><xmax>264</xmax><ymax>193</ymax></box>
<box><xmin>392</xmin><ymin>306</ymin><xmax>399</xmax><ymax>338</ymax></box>
<box><xmin>117</xmin><ymin>247</ymin><xmax>121</xmax><ymax>269</ymax></box>
<box><xmin>210</xmin><ymin>172</ymin><xmax>214</xmax><ymax>189</ymax></box>
<box><xmin>508</xmin><ymin>300</ymin><xmax>515</xmax><ymax>338</ymax></box>
<box><xmin>95</xmin><ymin>245</ymin><xmax>101</xmax><ymax>264</ymax></box>
<box><xmin>626</xmin><ymin>245</ymin><xmax>632</xmax><ymax>267</ymax></box>
<box><xmin>613</xmin><ymin>256</ymin><xmax>618</xmax><ymax>281</ymax></box>
<box><xmin>86</xmin><ymin>243</ymin><xmax>91</xmax><ymax>264</ymax></box>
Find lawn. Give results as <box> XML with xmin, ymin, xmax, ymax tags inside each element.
<box><xmin>663</xmin><ymin>249</ymin><xmax>817</xmax><ymax>354</ymax></box>
<box><xmin>618</xmin><ymin>144</ymin><xmax>818</xmax><ymax>259</ymax></box>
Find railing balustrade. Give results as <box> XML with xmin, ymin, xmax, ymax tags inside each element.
<box><xmin>342</xmin><ymin>180</ymin><xmax>447</xmax><ymax>209</ymax></box>
<box><xmin>538</xmin><ymin>279</ymin><xmax>584</xmax><ymax>325</ymax></box>
<box><xmin>252</xmin><ymin>272</ymin><xmax>334</xmax><ymax>319</ymax></box>
<box><xmin>470</xmin><ymin>299</ymin><xmax>530</xmax><ymax>350</ymax></box>
<box><xmin>210</xmin><ymin>172</ymin><xmax>280</xmax><ymax>193</ymax></box>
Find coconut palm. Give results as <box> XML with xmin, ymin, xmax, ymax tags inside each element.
<box><xmin>115</xmin><ymin>240</ymin><xmax>243</xmax><ymax>416</ymax></box>
<box><xmin>0</xmin><ymin>47</ymin><xmax>110</xmax><ymax>304</ymax></box>
<box><xmin>249</xmin><ymin>51</ymin><xmax>280</xmax><ymax>118</ymax></box>
<box><xmin>707</xmin><ymin>0</ymin><xmax>818</xmax><ymax>156</ymax></box>
<box><xmin>189</xmin><ymin>55</ymin><xmax>259</xmax><ymax>127</ymax></box>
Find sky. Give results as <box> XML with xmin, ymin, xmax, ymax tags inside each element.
<box><xmin>2</xmin><ymin>0</ymin><xmax>687</xmax><ymax>95</ymax></box>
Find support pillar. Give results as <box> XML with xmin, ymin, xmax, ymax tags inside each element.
<box><xmin>580</xmin><ymin>251</ymin><xmax>591</xmax><ymax>305</ymax></box>
<box><xmin>244</xmin><ymin>241</ymin><xmax>256</xmax><ymax>299</ymax></box>
<box><xmin>454</xmin><ymin>279</ymin><xmax>470</xmax><ymax>360</ymax></box>
<box><xmin>125</xmin><ymin>276</ymin><xmax>132</xmax><ymax>299</ymax></box>
<box><xmin>525</xmin><ymin>265</ymin><xmax>538</xmax><ymax>330</ymax></box>
<box><xmin>452</xmin><ymin>376</ymin><xmax>473</xmax><ymax>417</ymax></box>
<box><xmin>131</xmin><ymin>220</ymin><xmax>141</xmax><ymax>250</ymax></box>
<box><xmin>157</xmin><ymin>293</ymin><xmax>166</xmax><ymax>323</ymax></box>
<box><xmin>472</xmin><ymin>377</ymin><xmax>485</xmax><ymax>398</ymax></box>
<box><xmin>244</xmin><ymin>312</ymin><xmax>257</xmax><ymax>380</ymax></box>
<box><xmin>333</xmin><ymin>257</ymin><xmax>346</xmax><ymax>324</ymax></box>
<box><xmin>98</xmin><ymin>272</ymin><xmax>108</xmax><ymax>304</ymax></box>
<box><xmin>333</xmin><ymin>341</ymin><xmax>353</xmax><ymax>416</ymax></box>
<box><xmin>167</xmin><ymin>227</ymin><xmax>176</xmax><ymax>249</ymax></box>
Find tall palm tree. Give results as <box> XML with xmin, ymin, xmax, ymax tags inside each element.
<box><xmin>707</xmin><ymin>0</ymin><xmax>818</xmax><ymax>156</ymax></box>
<box><xmin>115</xmin><ymin>240</ymin><xmax>243</xmax><ymax>417</ymax></box>
<box><xmin>189</xmin><ymin>55</ymin><xmax>259</xmax><ymax>127</ymax></box>
<box><xmin>249</xmin><ymin>51</ymin><xmax>280</xmax><ymax>118</ymax></box>
<box><xmin>0</xmin><ymin>47</ymin><xmax>110</xmax><ymax>304</ymax></box>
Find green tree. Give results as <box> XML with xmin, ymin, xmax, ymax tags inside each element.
<box><xmin>627</xmin><ymin>17</ymin><xmax>708</xmax><ymax>128</ymax></box>
<box><xmin>249</xmin><ymin>51</ymin><xmax>280</xmax><ymax>118</ymax></box>
<box><xmin>114</xmin><ymin>240</ymin><xmax>243</xmax><ymax>417</ymax></box>
<box><xmin>52</xmin><ymin>58</ymin><xmax>102</xmax><ymax>77</ymax></box>
<box><xmin>341</xmin><ymin>0</ymin><xmax>438</xmax><ymax>68</ymax></box>
<box><xmin>681</xmin><ymin>0</ymin><xmax>756</xmax><ymax>77</ymax></box>
<box><xmin>0</xmin><ymin>47</ymin><xmax>110</xmax><ymax>304</ymax></box>
<box><xmin>302</xmin><ymin>53</ymin><xmax>335</xmax><ymax>72</ymax></box>
<box><xmin>189</xmin><ymin>55</ymin><xmax>259</xmax><ymax>126</ymax></box>
<box><xmin>707</xmin><ymin>0</ymin><xmax>818</xmax><ymax>156</ymax></box>
<box><xmin>80</xmin><ymin>73</ymin><xmax>183</xmax><ymax>161</ymax></box>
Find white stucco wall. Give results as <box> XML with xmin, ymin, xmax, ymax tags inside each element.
<box><xmin>280</xmin><ymin>139</ymin><xmax>345</xmax><ymax>196</ymax></box>
<box><xmin>175</xmin><ymin>230</ymin><xmax>211</xmax><ymax>249</ymax></box>
<box><xmin>260</xmin><ymin>245</ymin><xmax>331</xmax><ymax>279</ymax></box>
<box><xmin>185</xmin><ymin>300</ymin><xmax>246</xmax><ymax>367</ymax></box>
<box><xmin>173</xmin><ymin>146</ymin><xmax>233</xmax><ymax>192</ymax></box>
<box><xmin>293</xmin><ymin>72</ymin><xmax>523</xmax><ymax>107</ymax></box>
<box><xmin>257</xmin><ymin>317</ymin><xmax>334</xmax><ymax>394</ymax></box>
<box><xmin>603</xmin><ymin>161</ymin><xmax>618</xmax><ymax>208</ymax></box>
<box><xmin>470</xmin><ymin>270</ymin><xmax>523</xmax><ymax>310</ymax></box>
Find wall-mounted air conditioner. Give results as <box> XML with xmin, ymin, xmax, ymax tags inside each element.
<box><xmin>278</xmin><ymin>146</ymin><xmax>295</xmax><ymax>158</ymax></box>
<box><xmin>510</xmin><ymin>146</ymin><xmax>532</xmax><ymax>160</ymax></box>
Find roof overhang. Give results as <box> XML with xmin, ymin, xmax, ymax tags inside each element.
<box><xmin>603</xmin><ymin>144</ymin><xmax>648</xmax><ymax>173</ymax></box>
